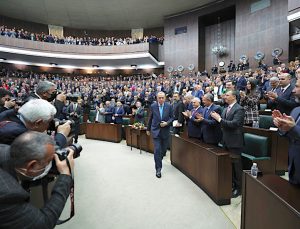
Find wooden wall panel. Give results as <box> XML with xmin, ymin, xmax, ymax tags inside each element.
<box><xmin>235</xmin><ymin>0</ymin><xmax>289</xmax><ymax>68</ymax></box>
<box><xmin>204</xmin><ymin>19</ymin><xmax>235</xmax><ymax>71</ymax></box>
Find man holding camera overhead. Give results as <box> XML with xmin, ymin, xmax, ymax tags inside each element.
<box><xmin>0</xmin><ymin>131</ymin><xmax>75</xmax><ymax>229</ymax></box>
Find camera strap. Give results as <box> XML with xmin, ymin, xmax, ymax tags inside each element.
<box><xmin>56</xmin><ymin>157</ymin><xmax>75</xmax><ymax>225</ymax></box>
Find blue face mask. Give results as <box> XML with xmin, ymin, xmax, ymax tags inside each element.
<box><xmin>17</xmin><ymin>161</ymin><xmax>52</xmax><ymax>181</ymax></box>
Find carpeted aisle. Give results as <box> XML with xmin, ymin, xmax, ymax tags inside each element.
<box><xmin>58</xmin><ymin>136</ymin><xmax>235</xmax><ymax>229</ymax></box>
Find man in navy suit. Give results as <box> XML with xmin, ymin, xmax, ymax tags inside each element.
<box><xmin>133</xmin><ymin>101</ymin><xmax>145</xmax><ymax>124</ymax></box>
<box><xmin>182</xmin><ymin>97</ymin><xmax>203</xmax><ymax>139</ymax></box>
<box><xmin>147</xmin><ymin>92</ymin><xmax>173</xmax><ymax>178</ymax></box>
<box><xmin>267</xmin><ymin>73</ymin><xmax>298</xmax><ymax>115</ymax></box>
<box><xmin>113</xmin><ymin>101</ymin><xmax>125</xmax><ymax>124</ymax></box>
<box><xmin>273</xmin><ymin>79</ymin><xmax>300</xmax><ymax>185</ymax></box>
<box><xmin>104</xmin><ymin>101</ymin><xmax>115</xmax><ymax>123</ymax></box>
<box><xmin>195</xmin><ymin>93</ymin><xmax>222</xmax><ymax>145</ymax></box>
<box><xmin>236</xmin><ymin>72</ymin><xmax>247</xmax><ymax>91</ymax></box>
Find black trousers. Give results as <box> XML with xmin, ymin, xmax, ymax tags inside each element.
<box><xmin>225</xmin><ymin>147</ymin><xmax>243</xmax><ymax>190</ymax></box>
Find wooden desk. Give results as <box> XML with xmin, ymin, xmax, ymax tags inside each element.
<box><xmin>241</xmin><ymin>172</ymin><xmax>300</xmax><ymax>229</ymax></box>
<box><xmin>125</xmin><ymin>126</ymin><xmax>154</xmax><ymax>153</ymax></box>
<box><xmin>171</xmin><ymin>135</ymin><xmax>232</xmax><ymax>205</ymax></box>
<box><xmin>86</xmin><ymin>123</ymin><xmax>122</xmax><ymax>143</ymax></box>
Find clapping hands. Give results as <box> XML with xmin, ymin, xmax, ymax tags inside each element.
<box><xmin>272</xmin><ymin>109</ymin><xmax>296</xmax><ymax>132</ymax></box>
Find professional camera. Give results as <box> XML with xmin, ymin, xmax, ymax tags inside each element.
<box><xmin>56</xmin><ymin>143</ymin><xmax>82</xmax><ymax>161</ymax></box>
<box><xmin>66</xmin><ymin>95</ymin><xmax>79</xmax><ymax>102</ymax></box>
<box><xmin>48</xmin><ymin>118</ymin><xmax>75</xmax><ymax>136</ymax></box>
<box><xmin>50</xmin><ymin>143</ymin><xmax>82</xmax><ymax>175</ymax></box>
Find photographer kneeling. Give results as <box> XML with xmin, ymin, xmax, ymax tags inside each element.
<box><xmin>0</xmin><ymin>131</ymin><xmax>74</xmax><ymax>229</ymax></box>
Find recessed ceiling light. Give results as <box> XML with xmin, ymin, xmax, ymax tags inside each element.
<box><xmin>50</xmin><ymin>63</ymin><xmax>57</xmax><ymax>66</ymax></box>
<box><xmin>0</xmin><ymin>58</ymin><xmax>6</xmax><ymax>61</ymax></box>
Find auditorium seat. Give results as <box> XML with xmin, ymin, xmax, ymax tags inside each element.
<box><xmin>259</xmin><ymin>103</ymin><xmax>267</xmax><ymax>110</ymax></box>
<box><xmin>241</xmin><ymin>133</ymin><xmax>271</xmax><ymax>170</ymax></box>
<box><xmin>122</xmin><ymin>117</ymin><xmax>131</xmax><ymax>125</ymax></box>
<box><xmin>88</xmin><ymin>110</ymin><xmax>97</xmax><ymax>122</ymax></box>
<box><xmin>258</xmin><ymin>115</ymin><xmax>275</xmax><ymax>129</ymax></box>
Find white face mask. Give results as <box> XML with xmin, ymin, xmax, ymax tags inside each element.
<box><xmin>17</xmin><ymin>161</ymin><xmax>52</xmax><ymax>181</ymax></box>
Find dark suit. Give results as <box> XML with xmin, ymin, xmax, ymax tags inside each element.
<box><xmin>104</xmin><ymin>106</ymin><xmax>115</xmax><ymax>123</ymax></box>
<box><xmin>0</xmin><ymin>109</ymin><xmax>67</xmax><ymax>147</ymax></box>
<box><xmin>67</xmin><ymin>103</ymin><xmax>82</xmax><ymax>143</ymax></box>
<box><xmin>236</xmin><ymin>76</ymin><xmax>247</xmax><ymax>91</ymax></box>
<box><xmin>172</xmin><ymin>100</ymin><xmax>185</xmax><ymax>134</ymax></box>
<box><xmin>0</xmin><ymin>148</ymin><xmax>73</xmax><ymax>229</ymax></box>
<box><xmin>147</xmin><ymin>102</ymin><xmax>173</xmax><ymax>171</ymax></box>
<box><xmin>114</xmin><ymin>106</ymin><xmax>125</xmax><ymax>124</ymax></box>
<box><xmin>272</xmin><ymin>85</ymin><xmax>298</xmax><ymax>115</ymax></box>
<box><xmin>186</xmin><ymin>107</ymin><xmax>203</xmax><ymax>139</ymax></box>
<box><xmin>200</xmin><ymin>104</ymin><xmax>222</xmax><ymax>145</ymax></box>
<box><xmin>134</xmin><ymin>107</ymin><xmax>145</xmax><ymax>124</ymax></box>
<box><xmin>283</xmin><ymin>107</ymin><xmax>300</xmax><ymax>184</ymax></box>
<box><xmin>220</xmin><ymin>103</ymin><xmax>245</xmax><ymax>190</ymax></box>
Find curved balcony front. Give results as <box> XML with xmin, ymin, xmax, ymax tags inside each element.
<box><xmin>0</xmin><ymin>36</ymin><xmax>163</xmax><ymax>69</ymax></box>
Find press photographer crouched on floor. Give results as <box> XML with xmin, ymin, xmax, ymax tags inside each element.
<box><xmin>0</xmin><ymin>131</ymin><xmax>75</xmax><ymax>229</ymax></box>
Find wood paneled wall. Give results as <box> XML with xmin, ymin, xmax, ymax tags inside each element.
<box><xmin>204</xmin><ymin>19</ymin><xmax>235</xmax><ymax>71</ymax></box>
<box><xmin>235</xmin><ymin>0</ymin><xmax>289</xmax><ymax>68</ymax></box>
<box><xmin>163</xmin><ymin>0</ymin><xmax>235</xmax><ymax>74</ymax></box>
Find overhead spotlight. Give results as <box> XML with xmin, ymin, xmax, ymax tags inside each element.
<box><xmin>50</xmin><ymin>63</ymin><xmax>58</xmax><ymax>66</ymax></box>
<box><xmin>131</xmin><ymin>64</ymin><xmax>137</xmax><ymax>68</ymax></box>
<box><xmin>92</xmin><ymin>65</ymin><xmax>99</xmax><ymax>68</ymax></box>
<box><xmin>0</xmin><ymin>58</ymin><xmax>7</xmax><ymax>61</ymax></box>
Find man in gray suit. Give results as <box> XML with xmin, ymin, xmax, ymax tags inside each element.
<box><xmin>273</xmin><ymin>79</ymin><xmax>300</xmax><ymax>185</ymax></box>
<box><xmin>211</xmin><ymin>90</ymin><xmax>245</xmax><ymax>198</ymax></box>
<box><xmin>0</xmin><ymin>131</ymin><xmax>74</xmax><ymax>229</ymax></box>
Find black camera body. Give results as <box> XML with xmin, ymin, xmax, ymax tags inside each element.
<box><xmin>50</xmin><ymin>143</ymin><xmax>82</xmax><ymax>175</ymax></box>
<box><xmin>66</xmin><ymin>96</ymin><xmax>79</xmax><ymax>102</ymax></box>
<box><xmin>56</xmin><ymin>143</ymin><xmax>82</xmax><ymax>161</ymax></box>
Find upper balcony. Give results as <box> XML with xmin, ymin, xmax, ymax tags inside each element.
<box><xmin>0</xmin><ymin>36</ymin><xmax>163</xmax><ymax>69</ymax></box>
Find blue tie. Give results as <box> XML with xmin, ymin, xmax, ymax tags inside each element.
<box><xmin>159</xmin><ymin>105</ymin><xmax>163</xmax><ymax>119</ymax></box>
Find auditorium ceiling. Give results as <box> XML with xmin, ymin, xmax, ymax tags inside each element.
<box><xmin>0</xmin><ymin>0</ymin><xmax>216</xmax><ymax>30</ymax></box>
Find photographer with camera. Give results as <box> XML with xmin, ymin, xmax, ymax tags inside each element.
<box><xmin>0</xmin><ymin>131</ymin><xmax>75</xmax><ymax>229</ymax></box>
<box><xmin>0</xmin><ymin>88</ymin><xmax>16</xmax><ymax>113</ymax></box>
<box><xmin>25</xmin><ymin>80</ymin><xmax>67</xmax><ymax>120</ymax></box>
<box><xmin>0</xmin><ymin>99</ymin><xmax>70</xmax><ymax>147</ymax></box>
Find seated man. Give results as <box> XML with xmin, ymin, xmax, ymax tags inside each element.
<box><xmin>0</xmin><ymin>131</ymin><xmax>74</xmax><ymax>229</ymax></box>
<box><xmin>0</xmin><ymin>99</ymin><xmax>70</xmax><ymax>147</ymax></box>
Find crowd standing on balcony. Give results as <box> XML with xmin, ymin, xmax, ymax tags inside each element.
<box><xmin>0</xmin><ymin>25</ymin><xmax>164</xmax><ymax>46</ymax></box>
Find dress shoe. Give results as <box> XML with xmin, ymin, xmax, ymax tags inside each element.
<box><xmin>232</xmin><ymin>189</ymin><xmax>241</xmax><ymax>198</ymax></box>
<box><xmin>156</xmin><ymin>169</ymin><xmax>162</xmax><ymax>178</ymax></box>
<box><xmin>156</xmin><ymin>172</ymin><xmax>161</xmax><ymax>178</ymax></box>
